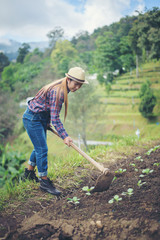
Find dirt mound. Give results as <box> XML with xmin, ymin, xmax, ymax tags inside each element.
<box><xmin>0</xmin><ymin>144</ymin><xmax>160</xmax><ymax>240</ymax></box>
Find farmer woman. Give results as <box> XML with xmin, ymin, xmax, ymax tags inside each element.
<box><xmin>22</xmin><ymin>67</ymin><xmax>88</xmax><ymax>195</ymax></box>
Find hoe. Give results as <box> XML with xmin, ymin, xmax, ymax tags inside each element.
<box><xmin>49</xmin><ymin>126</ymin><xmax>114</xmax><ymax>192</ymax></box>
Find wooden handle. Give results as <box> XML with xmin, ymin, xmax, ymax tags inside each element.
<box><xmin>70</xmin><ymin>142</ymin><xmax>106</xmax><ymax>172</ymax></box>
<box><xmin>49</xmin><ymin>127</ymin><xmax>106</xmax><ymax>173</ymax></box>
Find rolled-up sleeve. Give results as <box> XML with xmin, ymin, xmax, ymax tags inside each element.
<box><xmin>50</xmin><ymin>89</ymin><xmax>68</xmax><ymax>140</ymax></box>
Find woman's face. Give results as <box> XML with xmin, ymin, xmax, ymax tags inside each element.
<box><xmin>67</xmin><ymin>78</ymin><xmax>82</xmax><ymax>92</ymax></box>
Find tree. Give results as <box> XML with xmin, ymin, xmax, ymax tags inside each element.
<box><xmin>139</xmin><ymin>81</ymin><xmax>157</xmax><ymax>118</ymax></box>
<box><xmin>47</xmin><ymin>26</ymin><xmax>64</xmax><ymax>48</ymax></box>
<box><xmin>0</xmin><ymin>52</ymin><xmax>10</xmax><ymax>72</ymax></box>
<box><xmin>17</xmin><ymin>43</ymin><xmax>30</xmax><ymax>63</ymax></box>
<box><xmin>94</xmin><ymin>31</ymin><xmax>121</xmax><ymax>74</ymax></box>
<box><xmin>119</xmin><ymin>36</ymin><xmax>135</xmax><ymax>71</ymax></box>
<box><xmin>51</xmin><ymin>40</ymin><xmax>78</xmax><ymax>76</ymax></box>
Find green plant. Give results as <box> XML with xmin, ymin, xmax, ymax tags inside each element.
<box><xmin>137</xmin><ymin>180</ymin><xmax>146</xmax><ymax>187</ymax></box>
<box><xmin>67</xmin><ymin>196</ymin><xmax>80</xmax><ymax>205</ymax></box>
<box><xmin>82</xmin><ymin>186</ymin><xmax>94</xmax><ymax>195</ymax></box>
<box><xmin>130</xmin><ymin>163</ymin><xmax>136</xmax><ymax>167</ymax></box>
<box><xmin>122</xmin><ymin>188</ymin><xmax>133</xmax><ymax>197</ymax></box>
<box><xmin>139</xmin><ymin>80</ymin><xmax>157</xmax><ymax>118</ymax></box>
<box><xmin>112</xmin><ymin>176</ymin><xmax>117</xmax><ymax>182</ymax></box>
<box><xmin>142</xmin><ymin>168</ymin><xmax>154</xmax><ymax>174</ymax></box>
<box><xmin>108</xmin><ymin>195</ymin><xmax>122</xmax><ymax>204</ymax></box>
<box><xmin>146</xmin><ymin>145</ymin><xmax>160</xmax><ymax>155</ymax></box>
<box><xmin>115</xmin><ymin>168</ymin><xmax>126</xmax><ymax>174</ymax></box>
<box><xmin>139</xmin><ymin>174</ymin><xmax>145</xmax><ymax>178</ymax></box>
<box><xmin>135</xmin><ymin>156</ymin><xmax>144</xmax><ymax>162</ymax></box>
<box><xmin>153</xmin><ymin>162</ymin><xmax>160</xmax><ymax>167</ymax></box>
<box><xmin>0</xmin><ymin>143</ymin><xmax>26</xmax><ymax>188</ymax></box>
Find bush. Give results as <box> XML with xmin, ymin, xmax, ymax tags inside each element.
<box><xmin>0</xmin><ymin>91</ymin><xmax>18</xmax><ymax>142</ymax></box>
<box><xmin>139</xmin><ymin>81</ymin><xmax>157</xmax><ymax>118</ymax></box>
<box><xmin>0</xmin><ymin>143</ymin><xmax>25</xmax><ymax>188</ymax></box>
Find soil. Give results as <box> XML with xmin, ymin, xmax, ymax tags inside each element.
<box><xmin>0</xmin><ymin>143</ymin><xmax>160</xmax><ymax>240</ymax></box>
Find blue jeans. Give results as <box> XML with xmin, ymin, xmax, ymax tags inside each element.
<box><xmin>23</xmin><ymin>107</ymin><xmax>50</xmax><ymax>177</ymax></box>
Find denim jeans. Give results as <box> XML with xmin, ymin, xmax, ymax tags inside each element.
<box><xmin>23</xmin><ymin>107</ymin><xmax>50</xmax><ymax>177</ymax></box>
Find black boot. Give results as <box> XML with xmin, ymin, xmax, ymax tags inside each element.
<box><xmin>39</xmin><ymin>178</ymin><xmax>61</xmax><ymax>196</ymax></box>
<box><xmin>22</xmin><ymin>168</ymin><xmax>39</xmax><ymax>183</ymax></box>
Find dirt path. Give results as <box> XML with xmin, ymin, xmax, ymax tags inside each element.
<box><xmin>0</xmin><ymin>143</ymin><xmax>160</xmax><ymax>240</ymax></box>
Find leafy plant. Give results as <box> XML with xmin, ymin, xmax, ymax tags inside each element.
<box><xmin>139</xmin><ymin>80</ymin><xmax>157</xmax><ymax>118</ymax></box>
<box><xmin>122</xmin><ymin>188</ymin><xmax>134</xmax><ymax>197</ymax></box>
<box><xmin>135</xmin><ymin>156</ymin><xmax>144</xmax><ymax>162</ymax></box>
<box><xmin>108</xmin><ymin>195</ymin><xmax>122</xmax><ymax>204</ymax></box>
<box><xmin>115</xmin><ymin>168</ymin><xmax>126</xmax><ymax>174</ymax></box>
<box><xmin>142</xmin><ymin>168</ymin><xmax>154</xmax><ymax>174</ymax></box>
<box><xmin>0</xmin><ymin>143</ymin><xmax>26</xmax><ymax>188</ymax></box>
<box><xmin>67</xmin><ymin>196</ymin><xmax>80</xmax><ymax>205</ymax></box>
<box><xmin>139</xmin><ymin>174</ymin><xmax>145</xmax><ymax>178</ymax></box>
<box><xmin>82</xmin><ymin>186</ymin><xmax>94</xmax><ymax>195</ymax></box>
<box><xmin>153</xmin><ymin>162</ymin><xmax>160</xmax><ymax>167</ymax></box>
<box><xmin>112</xmin><ymin>176</ymin><xmax>117</xmax><ymax>182</ymax></box>
<box><xmin>130</xmin><ymin>163</ymin><xmax>136</xmax><ymax>167</ymax></box>
<box><xmin>137</xmin><ymin>180</ymin><xmax>146</xmax><ymax>187</ymax></box>
<box><xmin>146</xmin><ymin>145</ymin><xmax>160</xmax><ymax>155</ymax></box>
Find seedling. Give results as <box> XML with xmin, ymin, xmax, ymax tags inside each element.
<box><xmin>67</xmin><ymin>197</ymin><xmax>80</xmax><ymax>205</ymax></box>
<box><xmin>129</xmin><ymin>163</ymin><xmax>138</xmax><ymax>172</ymax></box>
<box><xmin>153</xmin><ymin>162</ymin><xmax>160</xmax><ymax>167</ymax></box>
<box><xmin>112</xmin><ymin>176</ymin><xmax>117</xmax><ymax>182</ymax></box>
<box><xmin>115</xmin><ymin>168</ymin><xmax>126</xmax><ymax>174</ymax></box>
<box><xmin>122</xmin><ymin>188</ymin><xmax>133</xmax><ymax>197</ymax></box>
<box><xmin>135</xmin><ymin>156</ymin><xmax>143</xmax><ymax>162</ymax></box>
<box><xmin>139</xmin><ymin>174</ymin><xmax>145</xmax><ymax>178</ymax></box>
<box><xmin>82</xmin><ymin>186</ymin><xmax>94</xmax><ymax>195</ymax></box>
<box><xmin>146</xmin><ymin>145</ymin><xmax>160</xmax><ymax>155</ymax></box>
<box><xmin>137</xmin><ymin>180</ymin><xmax>146</xmax><ymax>187</ymax></box>
<box><xmin>142</xmin><ymin>168</ymin><xmax>153</xmax><ymax>174</ymax></box>
<box><xmin>108</xmin><ymin>195</ymin><xmax>122</xmax><ymax>204</ymax></box>
<box><xmin>130</xmin><ymin>163</ymin><xmax>136</xmax><ymax>167</ymax></box>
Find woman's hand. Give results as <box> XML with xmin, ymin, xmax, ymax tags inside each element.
<box><xmin>64</xmin><ymin>136</ymin><xmax>73</xmax><ymax>147</ymax></box>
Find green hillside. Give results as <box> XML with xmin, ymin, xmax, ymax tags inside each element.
<box><xmin>85</xmin><ymin>60</ymin><xmax>160</xmax><ymax>140</ymax></box>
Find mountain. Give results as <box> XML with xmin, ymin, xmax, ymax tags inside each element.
<box><xmin>0</xmin><ymin>39</ymin><xmax>49</xmax><ymax>61</ymax></box>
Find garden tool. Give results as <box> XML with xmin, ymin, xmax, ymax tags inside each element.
<box><xmin>48</xmin><ymin>126</ymin><xmax>114</xmax><ymax>192</ymax></box>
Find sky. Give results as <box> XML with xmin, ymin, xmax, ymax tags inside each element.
<box><xmin>0</xmin><ymin>0</ymin><xmax>159</xmax><ymax>44</ymax></box>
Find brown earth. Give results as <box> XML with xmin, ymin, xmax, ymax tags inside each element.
<box><xmin>0</xmin><ymin>143</ymin><xmax>160</xmax><ymax>240</ymax></box>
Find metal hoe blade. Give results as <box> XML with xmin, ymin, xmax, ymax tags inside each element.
<box><xmin>91</xmin><ymin>171</ymin><xmax>114</xmax><ymax>193</ymax></box>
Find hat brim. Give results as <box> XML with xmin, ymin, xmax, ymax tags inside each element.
<box><xmin>65</xmin><ymin>73</ymin><xmax>89</xmax><ymax>84</ymax></box>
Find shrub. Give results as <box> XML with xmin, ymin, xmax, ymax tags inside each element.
<box><xmin>139</xmin><ymin>80</ymin><xmax>157</xmax><ymax>118</ymax></box>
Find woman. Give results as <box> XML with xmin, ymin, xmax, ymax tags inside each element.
<box><xmin>22</xmin><ymin>67</ymin><xmax>88</xmax><ymax>195</ymax></box>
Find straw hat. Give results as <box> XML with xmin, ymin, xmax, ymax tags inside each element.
<box><xmin>65</xmin><ymin>67</ymin><xmax>89</xmax><ymax>84</ymax></box>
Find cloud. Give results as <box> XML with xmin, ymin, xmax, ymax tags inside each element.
<box><xmin>83</xmin><ymin>0</ymin><xmax>131</xmax><ymax>32</ymax></box>
<box><xmin>0</xmin><ymin>0</ymin><xmax>157</xmax><ymax>42</ymax></box>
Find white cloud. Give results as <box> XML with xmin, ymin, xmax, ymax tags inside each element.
<box><xmin>0</xmin><ymin>0</ymin><xmax>157</xmax><ymax>43</ymax></box>
<box><xmin>83</xmin><ymin>0</ymin><xmax>131</xmax><ymax>33</ymax></box>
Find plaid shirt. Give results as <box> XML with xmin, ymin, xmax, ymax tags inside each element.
<box><xmin>28</xmin><ymin>87</ymin><xmax>68</xmax><ymax>140</ymax></box>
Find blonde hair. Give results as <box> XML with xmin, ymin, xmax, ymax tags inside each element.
<box><xmin>35</xmin><ymin>77</ymin><xmax>68</xmax><ymax>120</ymax></box>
